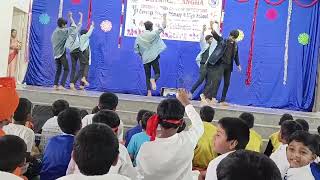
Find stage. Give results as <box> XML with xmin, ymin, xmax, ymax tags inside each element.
<box><xmin>17</xmin><ymin>85</ymin><xmax>320</xmax><ymax>146</ymax></box>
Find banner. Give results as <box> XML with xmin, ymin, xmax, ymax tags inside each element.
<box><xmin>124</xmin><ymin>0</ymin><xmax>223</xmax><ymax>42</ymax></box>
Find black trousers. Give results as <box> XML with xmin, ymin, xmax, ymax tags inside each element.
<box><xmin>70</xmin><ymin>48</ymin><xmax>84</xmax><ymax>84</ymax></box>
<box><xmin>191</xmin><ymin>64</ymin><xmax>207</xmax><ymax>94</ymax></box>
<box><xmin>203</xmin><ymin>62</ymin><xmax>232</xmax><ymax>102</ymax></box>
<box><xmin>144</xmin><ymin>55</ymin><xmax>160</xmax><ymax>90</ymax></box>
<box><xmin>80</xmin><ymin>48</ymin><xmax>90</xmax><ymax>86</ymax></box>
<box><xmin>54</xmin><ymin>51</ymin><xmax>69</xmax><ymax>87</ymax></box>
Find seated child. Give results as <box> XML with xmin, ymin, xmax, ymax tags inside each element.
<box><xmin>125</xmin><ymin>109</ymin><xmax>149</xmax><ymax>147</ymax></box>
<box><xmin>40</xmin><ymin>108</ymin><xmax>82</xmax><ymax>180</ymax></box>
<box><xmin>284</xmin><ymin>131</ymin><xmax>319</xmax><ymax>180</ymax></box>
<box><xmin>127</xmin><ymin>111</ymin><xmax>154</xmax><ymax>166</ymax></box>
<box><xmin>0</xmin><ymin>135</ymin><xmax>27</xmax><ymax>180</ymax></box>
<box><xmin>265</xmin><ymin>113</ymin><xmax>294</xmax><ymax>156</ymax></box>
<box><xmin>205</xmin><ymin>117</ymin><xmax>250</xmax><ymax>180</ymax></box>
<box><xmin>295</xmin><ymin>119</ymin><xmax>309</xmax><ymax>132</ymax></box>
<box><xmin>67</xmin><ymin>110</ymin><xmax>137</xmax><ymax>179</ymax></box>
<box><xmin>216</xmin><ymin>150</ymin><xmax>281</xmax><ymax>180</ymax></box>
<box><xmin>270</xmin><ymin>120</ymin><xmax>303</xmax><ymax>178</ymax></box>
<box><xmin>193</xmin><ymin>106</ymin><xmax>218</xmax><ymax>171</ymax></box>
<box><xmin>239</xmin><ymin>112</ymin><xmax>263</xmax><ymax>152</ymax></box>
<box><xmin>58</xmin><ymin>124</ymin><xmax>130</xmax><ymax>180</ymax></box>
<box><xmin>136</xmin><ymin>89</ymin><xmax>204</xmax><ymax>180</ymax></box>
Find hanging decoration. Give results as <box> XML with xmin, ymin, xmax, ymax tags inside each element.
<box><xmin>71</xmin><ymin>0</ymin><xmax>81</xmax><ymax>4</ymax></box>
<box><xmin>87</xmin><ymin>0</ymin><xmax>92</xmax><ymax>29</ymax></box>
<box><xmin>236</xmin><ymin>29</ymin><xmax>245</xmax><ymax>42</ymax></box>
<box><xmin>118</xmin><ymin>0</ymin><xmax>125</xmax><ymax>48</ymax></box>
<box><xmin>293</xmin><ymin>0</ymin><xmax>318</xmax><ymax>8</ymax></box>
<box><xmin>100</xmin><ymin>20</ymin><xmax>113</xmax><ymax>32</ymax></box>
<box><xmin>58</xmin><ymin>0</ymin><xmax>64</xmax><ymax>18</ymax></box>
<box><xmin>298</xmin><ymin>33</ymin><xmax>310</xmax><ymax>45</ymax></box>
<box><xmin>283</xmin><ymin>0</ymin><xmax>292</xmax><ymax>85</ymax></box>
<box><xmin>39</xmin><ymin>13</ymin><xmax>51</xmax><ymax>25</ymax></box>
<box><xmin>266</xmin><ymin>8</ymin><xmax>278</xmax><ymax>21</ymax></box>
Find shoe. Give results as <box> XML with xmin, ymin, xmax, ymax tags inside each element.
<box><xmin>200</xmin><ymin>94</ymin><xmax>209</xmax><ymax>104</ymax></box>
<box><xmin>150</xmin><ymin>79</ymin><xmax>157</xmax><ymax>90</ymax></box>
<box><xmin>53</xmin><ymin>85</ymin><xmax>58</xmax><ymax>90</ymax></box>
<box><xmin>219</xmin><ymin>101</ymin><xmax>229</xmax><ymax>106</ymax></box>
<box><xmin>70</xmin><ymin>83</ymin><xmax>76</xmax><ymax>90</ymax></box>
<box><xmin>210</xmin><ymin>98</ymin><xmax>218</xmax><ymax>105</ymax></box>
<box><xmin>81</xmin><ymin>77</ymin><xmax>90</xmax><ymax>86</ymax></box>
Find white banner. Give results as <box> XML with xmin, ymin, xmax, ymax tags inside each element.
<box><xmin>124</xmin><ymin>0</ymin><xmax>223</xmax><ymax>42</ymax></box>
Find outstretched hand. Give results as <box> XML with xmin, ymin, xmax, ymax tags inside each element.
<box><xmin>177</xmin><ymin>89</ymin><xmax>191</xmax><ymax>107</ymax></box>
<box><xmin>237</xmin><ymin>65</ymin><xmax>242</xmax><ymax>72</ymax></box>
<box><xmin>68</xmin><ymin>12</ymin><xmax>73</xmax><ymax>18</ymax></box>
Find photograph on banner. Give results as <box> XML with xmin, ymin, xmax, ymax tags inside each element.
<box><xmin>124</xmin><ymin>0</ymin><xmax>223</xmax><ymax>42</ymax></box>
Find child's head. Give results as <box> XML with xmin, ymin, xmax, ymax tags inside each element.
<box><xmin>295</xmin><ymin>119</ymin><xmax>309</xmax><ymax>132</ymax></box>
<box><xmin>200</xmin><ymin>106</ymin><xmax>215</xmax><ymax>123</ymax></box>
<box><xmin>14</xmin><ymin>98</ymin><xmax>33</xmax><ymax>124</ymax></box>
<box><xmin>57</xmin><ymin>108</ymin><xmax>82</xmax><ymax>135</ymax></box>
<box><xmin>98</xmin><ymin>92</ymin><xmax>118</xmax><ymax>111</ymax></box>
<box><xmin>80</xmin><ymin>29</ymin><xmax>88</xmax><ymax>35</ymax></box>
<box><xmin>57</xmin><ymin>18</ymin><xmax>68</xmax><ymax>28</ymax></box>
<box><xmin>0</xmin><ymin>135</ymin><xmax>27</xmax><ymax>173</ymax></box>
<box><xmin>144</xmin><ymin>21</ymin><xmax>153</xmax><ymax>31</ymax></box>
<box><xmin>280</xmin><ymin>121</ymin><xmax>302</xmax><ymax>144</ymax></box>
<box><xmin>136</xmin><ymin>109</ymin><xmax>150</xmax><ymax>124</ymax></box>
<box><xmin>73</xmin><ymin>123</ymin><xmax>119</xmax><ymax>176</ymax></box>
<box><xmin>141</xmin><ymin>111</ymin><xmax>155</xmax><ymax>130</ymax></box>
<box><xmin>80</xmin><ymin>109</ymin><xmax>89</xmax><ymax>119</ymax></box>
<box><xmin>239</xmin><ymin>112</ymin><xmax>254</xmax><ymax>129</ymax></box>
<box><xmin>217</xmin><ymin>150</ymin><xmax>281</xmax><ymax>180</ymax></box>
<box><xmin>214</xmin><ymin>117</ymin><xmax>250</xmax><ymax>154</ymax></box>
<box><xmin>92</xmin><ymin>106</ymin><xmax>100</xmax><ymax>114</ymax></box>
<box><xmin>205</xmin><ymin>35</ymin><xmax>214</xmax><ymax>45</ymax></box>
<box><xmin>287</xmin><ymin>131</ymin><xmax>319</xmax><ymax>168</ymax></box>
<box><xmin>92</xmin><ymin>110</ymin><xmax>120</xmax><ymax>134</ymax></box>
<box><xmin>279</xmin><ymin>113</ymin><xmax>293</xmax><ymax>125</ymax></box>
<box><xmin>52</xmin><ymin>99</ymin><xmax>69</xmax><ymax>116</ymax></box>
<box><xmin>229</xmin><ymin>30</ymin><xmax>239</xmax><ymax>40</ymax></box>
<box><xmin>157</xmin><ymin>98</ymin><xmax>185</xmax><ymax>130</ymax></box>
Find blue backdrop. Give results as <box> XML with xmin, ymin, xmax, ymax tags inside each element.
<box><xmin>25</xmin><ymin>0</ymin><xmax>320</xmax><ymax>111</ymax></box>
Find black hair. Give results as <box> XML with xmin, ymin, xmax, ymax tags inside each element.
<box><xmin>141</xmin><ymin>111</ymin><xmax>155</xmax><ymax>130</ymax></box>
<box><xmin>239</xmin><ymin>112</ymin><xmax>255</xmax><ymax>129</ymax></box>
<box><xmin>57</xmin><ymin>108</ymin><xmax>82</xmax><ymax>135</ymax></box>
<box><xmin>217</xmin><ymin>150</ymin><xmax>282</xmax><ymax>180</ymax></box>
<box><xmin>295</xmin><ymin>119</ymin><xmax>309</xmax><ymax>132</ymax></box>
<box><xmin>92</xmin><ymin>110</ymin><xmax>120</xmax><ymax>129</ymax></box>
<box><xmin>200</xmin><ymin>106</ymin><xmax>215</xmax><ymax>122</ymax></box>
<box><xmin>279</xmin><ymin>113</ymin><xmax>293</xmax><ymax>125</ymax></box>
<box><xmin>280</xmin><ymin>121</ymin><xmax>303</xmax><ymax>143</ymax></box>
<box><xmin>99</xmin><ymin>92</ymin><xmax>118</xmax><ymax>110</ymax></box>
<box><xmin>318</xmin><ymin>126</ymin><xmax>320</xmax><ymax>135</ymax></box>
<box><xmin>205</xmin><ymin>35</ymin><xmax>213</xmax><ymax>41</ymax></box>
<box><xmin>177</xmin><ymin>121</ymin><xmax>187</xmax><ymax>133</ymax></box>
<box><xmin>136</xmin><ymin>109</ymin><xmax>150</xmax><ymax>123</ymax></box>
<box><xmin>157</xmin><ymin>98</ymin><xmax>185</xmax><ymax>129</ymax></box>
<box><xmin>11</xmin><ymin>29</ymin><xmax>17</xmax><ymax>34</ymax></box>
<box><xmin>92</xmin><ymin>106</ymin><xmax>100</xmax><ymax>114</ymax></box>
<box><xmin>14</xmin><ymin>98</ymin><xmax>32</xmax><ymax>123</ymax></box>
<box><xmin>80</xmin><ymin>29</ymin><xmax>88</xmax><ymax>35</ymax></box>
<box><xmin>289</xmin><ymin>131</ymin><xmax>320</xmax><ymax>156</ymax></box>
<box><xmin>57</xmin><ymin>18</ymin><xmax>68</xmax><ymax>28</ymax></box>
<box><xmin>73</xmin><ymin>123</ymin><xmax>119</xmax><ymax>176</ymax></box>
<box><xmin>0</xmin><ymin>135</ymin><xmax>27</xmax><ymax>173</ymax></box>
<box><xmin>218</xmin><ymin>117</ymin><xmax>250</xmax><ymax>150</ymax></box>
<box><xmin>52</xmin><ymin>99</ymin><xmax>69</xmax><ymax>116</ymax></box>
<box><xmin>80</xmin><ymin>110</ymin><xmax>89</xmax><ymax>119</ymax></box>
<box><xmin>144</xmin><ymin>21</ymin><xmax>153</xmax><ymax>31</ymax></box>
<box><xmin>229</xmin><ymin>30</ymin><xmax>239</xmax><ymax>39</ymax></box>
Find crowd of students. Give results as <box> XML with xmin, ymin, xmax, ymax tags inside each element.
<box><xmin>1</xmin><ymin>77</ymin><xmax>320</xmax><ymax>180</ymax></box>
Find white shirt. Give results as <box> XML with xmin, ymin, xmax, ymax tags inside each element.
<box><xmin>270</xmin><ymin>144</ymin><xmax>290</xmax><ymax>179</ymax></box>
<box><xmin>3</xmin><ymin>123</ymin><xmax>35</xmax><ymax>152</ymax></box>
<box><xmin>0</xmin><ymin>171</ymin><xmax>23</xmax><ymax>180</ymax></box>
<box><xmin>136</xmin><ymin>105</ymin><xmax>204</xmax><ymax>180</ymax></box>
<box><xmin>285</xmin><ymin>164</ymin><xmax>315</xmax><ymax>180</ymax></box>
<box><xmin>41</xmin><ymin>116</ymin><xmax>63</xmax><ymax>147</ymax></box>
<box><xmin>66</xmin><ymin>144</ymin><xmax>138</xmax><ymax>179</ymax></box>
<box><xmin>205</xmin><ymin>151</ymin><xmax>234</xmax><ymax>180</ymax></box>
<box><xmin>82</xmin><ymin>114</ymin><xmax>124</xmax><ymax>142</ymax></box>
<box><xmin>58</xmin><ymin>173</ymin><xmax>131</xmax><ymax>180</ymax></box>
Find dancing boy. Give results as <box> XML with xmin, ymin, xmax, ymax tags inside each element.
<box><xmin>134</xmin><ymin>14</ymin><xmax>167</xmax><ymax>96</ymax></box>
<box><xmin>201</xmin><ymin>21</ymin><xmax>241</xmax><ymax>105</ymax></box>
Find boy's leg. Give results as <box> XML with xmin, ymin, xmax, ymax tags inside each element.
<box><xmin>54</xmin><ymin>58</ymin><xmax>62</xmax><ymax>89</ymax></box>
<box><xmin>60</xmin><ymin>53</ymin><xmax>70</xmax><ymax>88</ymax></box>
<box><xmin>143</xmin><ymin>62</ymin><xmax>152</xmax><ymax>96</ymax></box>
<box><xmin>150</xmin><ymin>55</ymin><xmax>160</xmax><ymax>90</ymax></box>
<box><xmin>220</xmin><ymin>65</ymin><xmax>232</xmax><ymax>103</ymax></box>
<box><xmin>191</xmin><ymin>64</ymin><xmax>207</xmax><ymax>94</ymax></box>
<box><xmin>70</xmin><ymin>50</ymin><xmax>79</xmax><ymax>85</ymax></box>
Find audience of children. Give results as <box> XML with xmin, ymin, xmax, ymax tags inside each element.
<box><xmin>81</xmin><ymin>92</ymin><xmax>124</xmax><ymax>141</ymax></box>
<box><xmin>295</xmin><ymin>119</ymin><xmax>310</xmax><ymax>132</ymax></box>
<box><xmin>40</xmin><ymin>108</ymin><xmax>82</xmax><ymax>180</ymax></box>
<box><xmin>193</xmin><ymin>106</ymin><xmax>218</xmax><ymax>171</ymax></box>
<box><xmin>239</xmin><ymin>112</ymin><xmax>263</xmax><ymax>152</ymax></box>
<box><xmin>67</xmin><ymin>109</ymin><xmax>138</xmax><ymax>179</ymax></box>
<box><xmin>58</xmin><ymin>123</ymin><xmax>131</xmax><ymax>180</ymax></box>
<box><xmin>127</xmin><ymin>111</ymin><xmax>154</xmax><ymax>166</ymax></box>
<box><xmin>125</xmin><ymin>109</ymin><xmax>149</xmax><ymax>147</ymax></box>
<box><xmin>136</xmin><ymin>89</ymin><xmax>204</xmax><ymax>180</ymax></box>
<box><xmin>205</xmin><ymin>117</ymin><xmax>250</xmax><ymax>180</ymax></box>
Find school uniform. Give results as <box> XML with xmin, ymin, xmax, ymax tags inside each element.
<box><xmin>41</xmin><ymin>116</ymin><xmax>63</xmax><ymax>147</ymax></box>
<box><xmin>3</xmin><ymin>123</ymin><xmax>35</xmax><ymax>152</ymax></box>
<box><xmin>127</xmin><ymin>131</ymin><xmax>150</xmax><ymax>166</ymax></box>
<box><xmin>135</xmin><ymin>105</ymin><xmax>204</xmax><ymax>180</ymax></box>
<box><xmin>270</xmin><ymin>144</ymin><xmax>290</xmax><ymax>178</ymax></box>
<box><xmin>0</xmin><ymin>171</ymin><xmax>23</xmax><ymax>180</ymax></box>
<box><xmin>57</xmin><ymin>173</ymin><xmax>131</xmax><ymax>180</ymax></box>
<box><xmin>245</xmin><ymin>129</ymin><xmax>263</xmax><ymax>152</ymax></box>
<box><xmin>205</xmin><ymin>151</ymin><xmax>235</xmax><ymax>180</ymax></box>
<box><xmin>285</xmin><ymin>164</ymin><xmax>315</xmax><ymax>180</ymax></box>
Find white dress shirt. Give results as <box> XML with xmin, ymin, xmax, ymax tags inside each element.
<box><xmin>205</xmin><ymin>151</ymin><xmax>234</xmax><ymax>180</ymax></box>
<box><xmin>58</xmin><ymin>173</ymin><xmax>131</xmax><ymax>180</ymax></box>
<box><xmin>3</xmin><ymin>123</ymin><xmax>35</xmax><ymax>152</ymax></box>
<box><xmin>270</xmin><ymin>144</ymin><xmax>290</xmax><ymax>179</ymax></box>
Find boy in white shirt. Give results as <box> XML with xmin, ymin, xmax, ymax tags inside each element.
<box><xmin>205</xmin><ymin>117</ymin><xmax>250</xmax><ymax>180</ymax></box>
<box><xmin>67</xmin><ymin>110</ymin><xmax>137</xmax><ymax>179</ymax></box>
<box><xmin>82</xmin><ymin>92</ymin><xmax>124</xmax><ymax>142</ymax></box>
<box><xmin>216</xmin><ymin>150</ymin><xmax>281</xmax><ymax>180</ymax></box>
<box><xmin>136</xmin><ymin>89</ymin><xmax>204</xmax><ymax>180</ymax></box>
<box><xmin>58</xmin><ymin>123</ymin><xmax>130</xmax><ymax>180</ymax></box>
<box><xmin>270</xmin><ymin>120</ymin><xmax>303</xmax><ymax>178</ymax></box>
<box><xmin>0</xmin><ymin>135</ymin><xmax>27</xmax><ymax>180</ymax></box>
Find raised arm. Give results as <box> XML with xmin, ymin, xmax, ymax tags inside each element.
<box><xmin>68</xmin><ymin>12</ymin><xmax>76</xmax><ymax>26</ymax></box>
<box><xmin>234</xmin><ymin>44</ymin><xmax>242</xmax><ymax>72</ymax></box>
<box><xmin>156</xmin><ymin>14</ymin><xmax>167</xmax><ymax>35</ymax></box>
<box><xmin>199</xmin><ymin>24</ymin><xmax>207</xmax><ymax>50</ymax></box>
<box><xmin>76</xmin><ymin>12</ymin><xmax>83</xmax><ymax>31</ymax></box>
<box><xmin>210</xmin><ymin>21</ymin><xmax>223</xmax><ymax>42</ymax></box>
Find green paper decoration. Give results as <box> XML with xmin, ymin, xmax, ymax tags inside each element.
<box><xmin>298</xmin><ymin>33</ymin><xmax>310</xmax><ymax>45</ymax></box>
